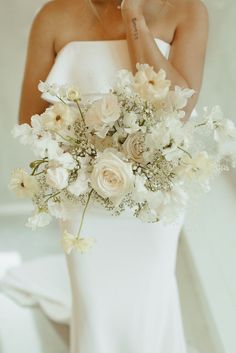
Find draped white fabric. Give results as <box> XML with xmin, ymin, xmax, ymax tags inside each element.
<box><xmin>0</xmin><ymin>38</ymin><xmax>193</xmax><ymax>352</ymax></box>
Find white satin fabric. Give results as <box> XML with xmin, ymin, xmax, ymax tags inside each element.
<box><xmin>1</xmin><ymin>38</ymin><xmax>191</xmax><ymax>353</ymax></box>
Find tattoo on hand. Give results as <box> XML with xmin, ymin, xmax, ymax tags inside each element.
<box><xmin>131</xmin><ymin>17</ymin><xmax>139</xmax><ymax>40</ymax></box>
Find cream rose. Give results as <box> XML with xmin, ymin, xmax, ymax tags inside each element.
<box><xmin>123</xmin><ymin>132</ymin><xmax>144</xmax><ymax>163</ymax></box>
<box><xmin>84</xmin><ymin>93</ymin><xmax>120</xmax><ymax>138</ymax></box>
<box><xmin>90</xmin><ymin>149</ymin><xmax>134</xmax><ymax>205</ymax></box>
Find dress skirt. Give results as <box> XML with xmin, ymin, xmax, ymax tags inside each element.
<box><xmin>60</xmin><ymin>203</ymin><xmax>187</xmax><ymax>353</ymax></box>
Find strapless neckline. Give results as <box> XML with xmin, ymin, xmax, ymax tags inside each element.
<box><xmin>42</xmin><ymin>37</ymin><xmax>171</xmax><ymax>104</ymax></box>
<box><xmin>56</xmin><ymin>38</ymin><xmax>170</xmax><ymax>58</ymax></box>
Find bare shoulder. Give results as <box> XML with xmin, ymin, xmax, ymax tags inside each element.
<box><xmin>178</xmin><ymin>0</ymin><xmax>209</xmax><ymax>27</ymax></box>
<box><xmin>31</xmin><ymin>1</ymin><xmax>63</xmax><ymax>28</ymax></box>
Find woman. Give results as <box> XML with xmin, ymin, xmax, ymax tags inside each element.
<box><xmin>9</xmin><ymin>0</ymin><xmax>209</xmax><ymax>352</ymax></box>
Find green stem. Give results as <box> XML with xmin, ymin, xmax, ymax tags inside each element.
<box><xmin>31</xmin><ymin>160</ymin><xmax>48</xmax><ymax>175</ymax></box>
<box><xmin>76</xmin><ymin>190</ymin><xmax>93</xmax><ymax>239</ymax></box>
<box><xmin>44</xmin><ymin>191</ymin><xmax>61</xmax><ymax>203</ymax></box>
<box><xmin>76</xmin><ymin>100</ymin><xmax>85</xmax><ymax>123</ymax></box>
<box><xmin>56</xmin><ymin>95</ymin><xmax>67</xmax><ymax>104</ymax></box>
<box><xmin>195</xmin><ymin>122</ymin><xmax>207</xmax><ymax>128</ymax></box>
<box><xmin>51</xmin><ymin>130</ymin><xmax>79</xmax><ymax>145</ymax></box>
<box><xmin>177</xmin><ymin>146</ymin><xmax>192</xmax><ymax>159</ymax></box>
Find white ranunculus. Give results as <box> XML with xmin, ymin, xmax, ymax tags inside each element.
<box><xmin>123</xmin><ymin>132</ymin><xmax>144</xmax><ymax>163</ymax></box>
<box><xmin>26</xmin><ymin>212</ymin><xmax>52</xmax><ymax>230</ymax></box>
<box><xmin>42</xmin><ymin>102</ymin><xmax>78</xmax><ymax>131</ymax></box>
<box><xmin>91</xmin><ymin>149</ymin><xmax>134</xmax><ymax>206</ymax></box>
<box><xmin>133</xmin><ymin>64</ymin><xmax>171</xmax><ymax>102</ymax></box>
<box><xmin>84</xmin><ymin>93</ymin><xmax>120</xmax><ymax>138</ymax></box>
<box><xmin>123</xmin><ymin>112</ymin><xmax>140</xmax><ymax>134</ymax></box>
<box><xmin>46</xmin><ymin>167</ymin><xmax>69</xmax><ymax>190</ymax></box>
<box><xmin>9</xmin><ymin>168</ymin><xmax>39</xmax><ymax>198</ymax></box>
<box><xmin>67</xmin><ymin>170</ymin><xmax>89</xmax><ymax>196</ymax></box>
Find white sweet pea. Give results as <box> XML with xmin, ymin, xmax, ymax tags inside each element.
<box><xmin>176</xmin><ymin>151</ymin><xmax>216</xmax><ymax>181</ymax></box>
<box><xmin>148</xmin><ymin>185</ymin><xmax>188</xmax><ymax>223</ymax></box>
<box><xmin>11</xmin><ymin>124</ymin><xmax>32</xmax><ymax>145</ymax></box>
<box><xmin>32</xmin><ymin>131</ymin><xmax>62</xmax><ymax>159</ymax></box>
<box><xmin>26</xmin><ymin>212</ymin><xmax>52</xmax><ymax>230</ymax></box>
<box><xmin>91</xmin><ymin>149</ymin><xmax>134</xmax><ymax>206</ymax></box>
<box><xmin>133</xmin><ymin>64</ymin><xmax>171</xmax><ymax>102</ymax></box>
<box><xmin>145</xmin><ymin>117</ymin><xmax>185</xmax><ymax>161</ymax></box>
<box><xmin>168</xmin><ymin>86</ymin><xmax>195</xmax><ymax>110</ymax></box>
<box><xmin>115</xmin><ymin>69</ymin><xmax>134</xmax><ymax>89</ymax></box>
<box><xmin>132</xmin><ymin>175</ymin><xmax>148</xmax><ymax>203</ymax></box>
<box><xmin>61</xmin><ymin>230</ymin><xmax>95</xmax><ymax>254</ymax></box>
<box><xmin>84</xmin><ymin>93</ymin><xmax>120</xmax><ymax>138</ymax></box>
<box><xmin>214</xmin><ymin>119</ymin><xmax>236</xmax><ymax>143</ymax></box>
<box><xmin>47</xmin><ymin>199</ymin><xmax>71</xmax><ymax>221</ymax></box>
<box><xmin>46</xmin><ymin>167</ymin><xmax>69</xmax><ymax>190</ymax></box>
<box><xmin>38</xmin><ymin>81</ymin><xmax>58</xmax><ymax>96</ymax></box>
<box><xmin>9</xmin><ymin>168</ymin><xmax>39</xmax><ymax>198</ymax></box>
<box><xmin>52</xmin><ymin>152</ymin><xmax>76</xmax><ymax>170</ymax></box>
<box><xmin>68</xmin><ymin>170</ymin><xmax>89</xmax><ymax>196</ymax></box>
<box><xmin>123</xmin><ymin>112</ymin><xmax>140</xmax><ymax>134</ymax></box>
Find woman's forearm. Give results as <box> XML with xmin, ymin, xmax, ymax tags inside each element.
<box><xmin>122</xmin><ymin>10</ymin><xmax>188</xmax><ymax>89</ymax></box>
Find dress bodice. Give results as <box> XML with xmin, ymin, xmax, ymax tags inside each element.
<box><xmin>41</xmin><ymin>38</ymin><xmax>170</xmax><ymax>103</ymax></box>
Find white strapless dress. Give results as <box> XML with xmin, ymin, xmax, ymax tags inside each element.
<box><xmin>1</xmin><ymin>38</ymin><xmax>195</xmax><ymax>353</ymax></box>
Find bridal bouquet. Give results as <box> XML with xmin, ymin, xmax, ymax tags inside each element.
<box><xmin>9</xmin><ymin>63</ymin><xmax>236</xmax><ymax>254</ymax></box>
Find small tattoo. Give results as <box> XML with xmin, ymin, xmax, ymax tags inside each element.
<box><xmin>131</xmin><ymin>17</ymin><xmax>139</xmax><ymax>40</ymax></box>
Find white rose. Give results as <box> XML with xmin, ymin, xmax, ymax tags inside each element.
<box><xmin>84</xmin><ymin>93</ymin><xmax>120</xmax><ymax>138</ymax></box>
<box><xmin>9</xmin><ymin>168</ymin><xmax>39</xmax><ymax>198</ymax></box>
<box><xmin>46</xmin><ymin>167</ymin><xmax>69</xmax><ymax>190</ymax></box>
<box><xmin>133</xmin><ymin>64</ymin><xmax>171</xmax><ymax>102</ymax></box>
<box><xmin>123</xmin><ymin>132</ymin><xmax>144</xmax><ymax>163</ymax></box>
<box><xmin>91</xmin><ymin>149</ymin><xmax>134</xmax><ymax>206</ymax></box>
